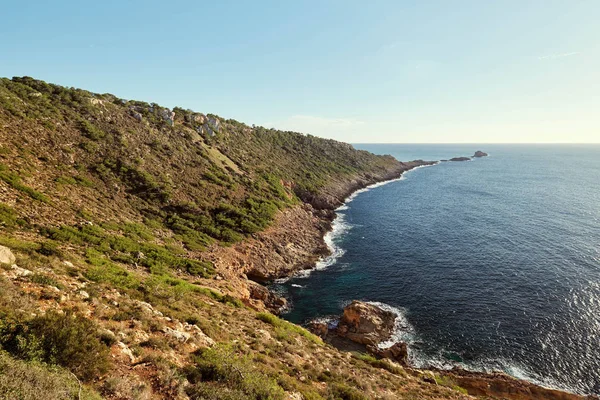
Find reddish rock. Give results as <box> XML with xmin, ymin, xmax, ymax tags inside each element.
<box><xmin>307</xmin><ymin>321</ymin><xmax>329</xmax><ymax>338</ymax></box>
<box><xmin>336</xmin><ymin>301</ymin><xmax>395</xmax><ymax>346</ymax></box>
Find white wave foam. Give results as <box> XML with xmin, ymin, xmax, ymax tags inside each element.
<box><xmin>461</xmin><ymin>357</ymin><xmax>578</xmax><ymax>394</ymax></box>
<box><xmin>287</xmin><ymin>163</ymin><xmax>438</xmax><ymax>280</ymax></box>
<box><xmin>366</xmin><ymin>301</ymin><xmax>418</xmax><ymax>349</ymax></box>
<box><xmin>361</xmin><ymin>301</ymin><xmax>577</xmax><ymax>393</ymax></box>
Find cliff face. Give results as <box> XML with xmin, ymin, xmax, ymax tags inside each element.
<box><xmin>0</xmin><ymin>77</ymin><xmax>588</xmax><ymax>400</ymax></box>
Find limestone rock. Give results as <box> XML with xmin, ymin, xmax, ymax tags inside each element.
<box><xmin>135</xmin><ymin>300</ymin><xmax>163</xmax><ymax>317</ymax></box>
<box><xmin>162</xmin><ymin>326</ymin><xmax>191</xmax><ymax>343</ymax></box>
<box><xmin>248</xmin><ymin>281</ymin><xmax>287</xmax><ymax>313</ymax></box>
<box><xmin>369</xmin><ymin>341</ymin><xmax>408</xmax><ymax>365</ymax></box>
<box><xmin>129</xmin><ymin>108</ymin><xmax>143</xmax><ymax>122</ymax></box>
<box><xmin>0</xmin><ymin>245</ymin><xmax>16</xmax><ymax>265</ymax></box>
<box><xmin>117</xmin><ymin>341</ymin><xmax>136</xmax><ymax>363</ymax></box>
<box><xmin>336</xmin><ymin>301</ymin><xmax>395</xmax><ymax>346</ymax></box>
<box><xmin>11</xmin><ymin>265</ymin><xmax>32</xmax><ymax>278</ymax></box>
<box><xmin>307</xmin><ymin>321</ymin><xmax>329</xmax><ymax>338</ymax></box>
<box><xmin>160</xmin><ymin>108</ymin><xmax>175</xmax><ymax>126</ymax></box>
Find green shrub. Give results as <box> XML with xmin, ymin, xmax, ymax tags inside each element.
<box><xmin>0</xmin><ymin>164</ymin><xmax>50</xmax><ymax>203</ymax></box>
<box><xmin>84</xmin><ymin>250</ymin><xmax>141</xmax><ymax>290</ymax></box>
<box><xmin>256</xmin><ymin>313</ymin><xmax>322</xmax><ymax>345</ymax></box>
<box><xmin>0</xmin><ymin>351</ymin><xmax>102</xmax><ymax>400</ymax></box>
<box><xmin>0</xmin><ymin>203</ymin><xmax>18</xmax><ymax>228</ymax></box>
<box><xmin>327</xmin><ymin>383</ymin><xmax>368</xmax><ymax>400</ymax></box>
<box><xmin>79</xmin><ymin>120</ymin><xmax>105</xmax><ymax>141</ymax></box>
<box><xmin>37</xmin><ymin>241</ymin><xmax>62</xmax><ymax>257</ymax></box>
<box><xmin>28</xmin><ymin>273</ymin><xmax>62</xmax><ymax>289</ymax></box>
<box><xmin>0</xmin><ymin>310</ymin><xmax>111</xmax><ymax>381</ymax></box>
<box><xmin>56</xmin><ymin>175</ymin><xmax>94</xmax><ymax>187</ymax></box>
<box><xmin>434</xmin><ymin>374</ymin><xmax>468</xmax><ymax>394</ymax></box>
<box><xmin>187</xmin><ymin>344</ymin><xmax>285</xmax><ymax>400</ymax></box>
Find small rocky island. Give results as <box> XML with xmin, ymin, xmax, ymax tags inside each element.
<box><xmin>443</xmin><ymin>150</ymin><xmax>488</xmax><ymax>162</ymax></box>
<box><xmin>449</xmin><ymin>156</ymin><xmax>471</xmax><ymax>162</ymax></box>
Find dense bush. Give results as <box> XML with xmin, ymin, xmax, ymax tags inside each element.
<box><xmin>186</xmin><ymin>344</ymin><xmax>285</xmax><ymax>400</ymax></box>
<box><xmin>0</xmin><ymin>310</ymin><xmax>111</xmax><ymax>381</ymax></box>
<box><xmin>0</xmin><ymin>351</ymin><xmax>102</xmax><ymax>400</ymax></box>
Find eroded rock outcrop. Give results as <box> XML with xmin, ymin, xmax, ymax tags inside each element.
<box><xmin>473</xmin><ymin>150</ymin><xmax>488</xmax><ymax>157</ymax></box>
<box><xmin>336</xmin><ymin>301</ymin><xmax>396</xmax><ymax>346</ymax></box>
<box><xmin>248</xmin><ymin>281</ymin><xmax>287</xmax><ymax>313</ymax></box>
<box><xmin>368</xmin><ymin>341</ymin><xmax>409</xmax><ymax>365</ymax></box>
<box><xmin>0</xmin><ymin>245</ymin><xmax>16</xmax><ymax>265</ymax></box>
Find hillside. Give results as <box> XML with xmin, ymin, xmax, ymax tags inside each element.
<box><xmin>0</xmin><ymin>77</ymin><xmax>588</xmax><ymax>400</ymax></box>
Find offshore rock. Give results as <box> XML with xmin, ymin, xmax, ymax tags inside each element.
<box><xmin>336</xmin><ymin>301</ymin><xmax>395</xmax><ymax>346</ymax></box>
<box><xmin>473</xmin><ymin>150</ymin><xmax>488</xmax><ymax>157</ymax></box>
<box><xmin>449</xmin><ymin>157</ymin><xmax>471</xmax><ymax>162</ymax></box>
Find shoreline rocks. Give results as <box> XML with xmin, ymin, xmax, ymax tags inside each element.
<box><xmin>336</xmin><ymin>301</ymin><xmax>395</xmax><ymax>346</ymax></box>
<box><xmin>308</xmin><ymin>301</ymin><xmax>410</xmax><ymax>366</ymax></box>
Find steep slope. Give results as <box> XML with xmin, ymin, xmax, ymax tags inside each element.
<box><xmin>0</xmin><ymin>77</ymin><xmax>588</xmax><ymax>400</ymax></box>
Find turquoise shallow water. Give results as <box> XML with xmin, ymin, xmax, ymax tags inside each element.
<box><xmin>274</xmin><ymin>144</ymin><xmax>600</xmax><ymax>395</ymax></box>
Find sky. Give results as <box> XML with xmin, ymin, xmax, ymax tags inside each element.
<box><xmin>1</xmin><ymin>1</ymin><xmax>598</xmax><ymax>143</ymax></box>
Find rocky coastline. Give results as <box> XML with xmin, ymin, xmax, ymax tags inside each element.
<box><xmin>205</xmin><ymin>159</ymin><xmax>435</xmax><ymax>310</ymax></box>
<box><xmin>212</xmin><ymin>150</ymin><xmax>595</xmax><ymax>400</ymax></box>
<box><xmin>308</xmin><ymin>301</ymin><xmax>593</xmax><ymax>400</ymax></box>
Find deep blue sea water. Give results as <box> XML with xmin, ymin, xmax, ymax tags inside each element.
<box><xmin>273</xmin><ymin>144</ymin><xmax>600</xmax><ymax>395</ymax></box>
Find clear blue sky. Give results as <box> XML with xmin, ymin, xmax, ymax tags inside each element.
<box><xmin>1</xmin><ymin>1</ymin><xmax>598</xmax><ymax>143</ymax></box>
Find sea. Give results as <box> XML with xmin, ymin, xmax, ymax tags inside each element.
<box><xmin>272</xmin><ymin>144</ymin><xmax>600</xmax><ymax>395</ymax></box>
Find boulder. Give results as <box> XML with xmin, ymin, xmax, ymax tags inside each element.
<box><xmin>248</xmin><ymin>281</ymin><xmax>287</xmax><ymax>313</ymax></box>
<box><xmin>336</xmin><ymin>301</ymin><xmax>395</xmax><ymax>346</ymax></box>
<box><xmin>0</xmin><ymin>245</ymin><xmax>16</xmax><ymax>265</ymax></box>
<box><xmin>11</xmin><ymin>265</ymin><xmax>32</xmax><ymax>278</ymax></box>
<box><xmin>473</xmin><ymin>150</ymin><xmax>488</xmax><ymax>157</ymax></box>
<box><xmin>130</xmin><ymin>110</ymin><xmax>143</xmax><ymax>122</ymax></box>
<box><xmin>307</xmin><ymin>321</ymin><xmax>329</xmax><ymax>338</ymax></box>
<box><xmin>160</xmin><ymin>109</ymin><xmax>175</xmax><ymax>126</ymax></box>
<box><xmin>162</xmin><ymin>326</ymin><xmax>191</xmax><ymax>343</ymax></box>
<box><xmin>117</xmin><ymin>342</ymin><xmax>136</xmax><ymax>363</ymax></box>
<box><xmin>368</xmin><ymin>341</ymin><xmax>408</xmax><ymax>365</ymax></box>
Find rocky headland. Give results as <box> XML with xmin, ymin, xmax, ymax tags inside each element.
<box><xmin>0</xmin><ymin>76</ymin><xmax>589</xmax><ymax>399</ymax></box>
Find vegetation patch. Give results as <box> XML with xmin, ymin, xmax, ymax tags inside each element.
<box><xmin>0</xmin><ymin>310</ymin><xmax>111</xmax><ymax>381</ymax></box>
<box><xmin>257</xmin><ymin>312</ymin><xmax>323</xmax><ymax>345</ymax></box>
<box><xmin>0</xmin><ymin>164</ymin><xmax>50</xmax><ymax>203</ymax></box>
<box><xmin>0</xmin><ymin>351</ymin><xmax>102</xmax><ymax>400</ymax></box>
<box><xmin>185</xmin><ymin>344</ymin><xmax>286</xmax><ymax>400</ymax></box>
